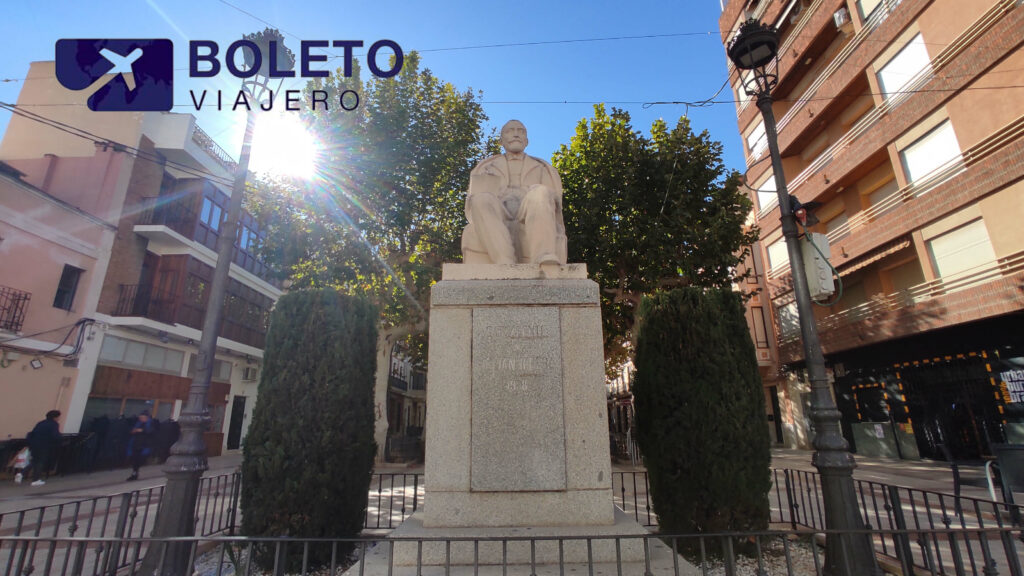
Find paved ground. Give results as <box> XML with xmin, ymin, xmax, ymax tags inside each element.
<box><xmin>2</xmin><ymin>448</ymin><xmax>1019</xmax><ymax>514</ymax></box>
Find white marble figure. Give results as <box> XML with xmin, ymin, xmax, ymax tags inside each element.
<box><xmin>461</xmin><ymin>120</ymin><xmax>568</xmax><ymax>265</ymax></box>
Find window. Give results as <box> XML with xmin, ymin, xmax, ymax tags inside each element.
<box><xmin>757</xmin><ymin>174</ymin><xmax>778</xmax><ymax>213</ymax></box>
<box><xmin>99</xmin><ymin>335</ymin><xmax>185</xmax><ymax>375</ymax></box>
<box><xmin>825</xmin><ymin>212</ymin><xmax>849</xmax><ymax>238</ymax></box>
<box><xmin>900</xmin><ymin>120</ymin><xmax>961</xmax><ymax>185</ymax></box>
<box><xmin>53</xmin><ymin>264</ymin><xmax>84</xmax><ymax>310</ymax></box>
<box><xmin>200</xmin><ymin>197</ymin><xmax>223</xmax><ymax>231</ymax></box>
<box><xmin>858</xmin><ymin>0</ymin><xmax>902</xmax><ymax>21</ymax></box>
<box><xmin>751</xmin><ymin>306</ymin><xmax>770</xmax><ymax>348</ymax></box>
<box><xmin>777</xmin><ymin>302</ymin><xmax>799</xmax><ymax>339</ymax></box>
<box><xmin>885</xmin><ymin>259</ymin><xmax>925</xmax><ymax>293</ymax></box>
<box><xmin>927</xmin><ymin>219</ymin><xmax>996</xmax><ymax>281</ymax></box>
<box><xmin>766</xmin><ymin>239</ymin><xmax>790</xmax><ymax>270</ymax></box>
<box><xmin>877</xmin><ymin>34</ymin><xmax>931</xmax><ymax>99</ymax></box>
<box><xmin>187</xmin><ymin>354</ymin><xmax>233</xmax><ymax>382</ymax></box>
<box><xmin>746</xmin><ymin>120</ymin><xmax>768</xmax><ymax>161</ymax></box>
<box><xmin>868</xmin><ymin>178</ymin><xmax>900</xmax><ymax>213</ymax></box>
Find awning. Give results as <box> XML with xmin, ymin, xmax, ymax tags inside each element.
<box><xmin>836</xmin><ymin>237</ymin><xmax>912</xmax><ymax>277</ymax></box>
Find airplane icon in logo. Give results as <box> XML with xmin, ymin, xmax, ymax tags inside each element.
<box><xmin>56</xmin><ymin>39</ymin><xmax>173</xmax><ymax>112</ymax></box>
<box><xmin>98</xmin><ymin>47</ymin><xmax>143</xmax><ymax>92</ymax></box>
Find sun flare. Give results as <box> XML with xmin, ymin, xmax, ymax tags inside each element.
<box><xmin>250</xmin><ymin>112</ymin><xmax>318</xmax><ymax>179</ymax></box>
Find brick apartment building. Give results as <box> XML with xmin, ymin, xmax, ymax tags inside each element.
<box><xmin>722</xmin><ymin>0</ymin><xmax>1024</xmax><ymax>459</ymax></box>
<box><xmin>0</xmin><ymin>61</ymin><xmax>281</xmax><ymax>455</ymax></box>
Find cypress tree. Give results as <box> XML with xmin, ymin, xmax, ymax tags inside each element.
<box><xmin>240</xmin><ymin>289</ymin><xmax>378</xmax><ymax>567</ymax></box>
<box><xmin>633</xmin><ymin>287</ymin><xmax>770</xmax><ymax>535</ymax></box>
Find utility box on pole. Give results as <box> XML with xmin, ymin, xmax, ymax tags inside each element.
<box><xmin>802</xmin><ymin>232</ymin><xmax>835</xmax><ymax>301</ymax></box>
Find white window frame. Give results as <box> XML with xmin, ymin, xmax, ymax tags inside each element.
<box><xmin>766</xmin><ymin>238</ymin><xmax>790</xmax><ymax>271</ymax></box>
<box><xmin>899</xmin><ymin>120</ymin><xmax>962</xmax><ymax>186</ymax></box>
<box><xmin>746</xmin><ymin>120</ymin><xmax>768</xmax><ymax>161</ymax></box>
<box><xmin>756</xmin><ymin>173</ymin><xmax>779</xmax><ymax>214</ymax></box>
<box><xmin>877</xmin><ymin>34</ymin><xmax>931</xmax><ymax>100</ymax></box>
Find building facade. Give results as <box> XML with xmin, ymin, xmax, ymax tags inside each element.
<box><xmin>722</xmin><ymin>0</ymin><xmax>1024</xmax><ymax>459</ymax></box>
<box><xmin>0</xmin><ymin>61</ymin><xmax>281</xmax><ymax>455</ymax></box>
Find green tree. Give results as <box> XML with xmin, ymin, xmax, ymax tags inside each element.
<box><xmin>240</xmin><ymin>289</ymin><xmax>378</xmax><ymax>567</ymax></box>
<box><xmin>632</xmin><ymin>287</ymin><xmax>770</xmax><ymax>535</ymax></box>
<box><xmin>248</xmin><ymin>52</ymin><xmax>490</xmax><ymax>451</ymax></box>
<box><xmin>553</xmin><ymin>105</ymin><xmax>758</xmax><ymax>373</ymax></box>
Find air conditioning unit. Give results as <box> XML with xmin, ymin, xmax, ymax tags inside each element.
<box><xmin>833</xmin><ymin>7</ymin><xmax>854</xmax><ymax>35</ymax></box>
<box><xmin>242</xmin><ymin>367</ymin><xmax>259</xmax><ymax>382</ymax></box>
<box><xmin>833</xmin><ymin>7</ymin><xmax>850</xmax><ymax>27</ymax></box>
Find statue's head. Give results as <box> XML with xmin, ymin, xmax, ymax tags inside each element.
<box><xmin>500</xmin><ymin>120</ymin><xmax>528</xmax><ymax>154</ymax></box>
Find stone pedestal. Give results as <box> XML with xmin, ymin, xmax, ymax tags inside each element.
<box><xmin>339</xmin><ymin>263</ymin><xmax>697</xmax><ymax>575</ymax></box>
<box><xmin>422</xmin><ymin>263</ymin><xmax>614</xmax><ymax>529</ymax></box>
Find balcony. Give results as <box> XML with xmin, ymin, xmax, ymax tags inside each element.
<box><xmin>113</xmin><ymin>275</ymin><xmax>269</xmax><ymax>350</ymax></box>
<box><xmin>113</xmin><ymin>284</ymin><xmax>176</xmax><ymax>325</ymax></box>
<box><xmin>145</xmin><ymin>113</ymin><xmax>236</xmax><ymax>182</ymax></box>
<box><xmin>135</xmin><ymin>189</ymin><xmax>277</xmax><ymax>286</ymax></box>
<box><xmin>0</xmin><ymin>285</ymin><xmax>31</xmax><ymax>333</ymax></box>
<box><xmin>778</xmin><ymin>249</ymin><xmax>1024</xmax><ymax>361</ymax></box>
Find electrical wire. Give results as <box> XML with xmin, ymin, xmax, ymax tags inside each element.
<box><xmin>0</xmin><ymin>102</ymin><xmax>237</xmax><ymax>188</ymax></box>
<box><xmin>0</xmin><ymin>318</ymin><xmax>96</xmax><ymax>357</ymax></box>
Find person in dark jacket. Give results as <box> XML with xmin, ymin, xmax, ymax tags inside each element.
<box><xmin>23</xmin><ymin>410</ymin><xmax>62</xmax><ymax>486</ymax></box>
<box><xmin>126</xmin><ymin>412</ymin><xmax>155</xmax><ymax>481</ymax></box>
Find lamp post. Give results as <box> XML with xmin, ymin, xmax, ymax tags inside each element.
<box><xmin>141</xmin><ymin>29</ymin><xmax>294</xmax><ymax>576</ymax></box>
<box><xmin>728</xmin><ymin>20</ymin><xmax>878</xmax><ymax>576</ymax></box>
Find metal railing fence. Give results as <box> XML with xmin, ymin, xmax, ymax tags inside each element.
<box><xmin>5</xmin><ymin>469</ymin><xmax>1023</xmax><ymax>574</ymax></box>
<box><xmin>2</xmin><ymin>526</ymin><xmax>1022</xmax><ymax>576</ymax></box>
<box><xmin>0</xmin><ymin>473</ymin><xmax>239</xmax><ymax>540</ymax></box>
<box><xmin>363</xmin><ymin>473</ymin><xmax>422</xmax><ymax>531</ymax></box>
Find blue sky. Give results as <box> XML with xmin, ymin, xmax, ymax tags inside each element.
<box><xmin>0</xmin><ymin>1</ymin><xmax>746</xmax><ymax>173</ymax></box>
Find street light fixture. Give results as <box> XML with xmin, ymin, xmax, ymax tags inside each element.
<box><xmin>141</xmin><ymin>29</ymin><xmax>294</xmax><ymax>576</ymax></box>
<box><xmin>728</xmin><ymin>19</ymin><xmax>879</xmax><ymax>576</ymax></box>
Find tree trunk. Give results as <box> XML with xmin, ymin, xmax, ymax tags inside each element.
<box><xmin>373</xmin><ymin>321</ymin><xmax>426</xmax><ymax>463</ymax></box>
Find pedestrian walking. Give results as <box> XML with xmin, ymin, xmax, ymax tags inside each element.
<box><xmin>126</xmin><ymin>411</ymin><xmax>155</xmax><ymax>481</ymax></box>
<box><xmin>19</xmin><ymin>410</ymin><xmax>62</xmax><ymax>486</ymax></box>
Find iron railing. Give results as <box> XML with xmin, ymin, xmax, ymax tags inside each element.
<box><xmin>612</xmin><ymin>468</ymin><xmax>1024</xmax><ymax>575</ymax></box>
<box><xmin>778</xmin><ymin>248</ymin><xmax>1024</xmax><ymax>344</ymax></box>
<box><xmin>0</xmin><ymin>285</ymin><xmax>30</xmax><ymax>333</ymax></box>
<box><xmin>364</xmin><ymin>473</ymin><xmax>421</xmax><ymax>531</ymax></box>
<box><xmin>0</xmin><ymin>472</ymin><xmax>240</xmax><ymax>540</ymax></box>
<box><xmin>2</xmin><ymin>526</ymin><xmax>1022</xmax><ymax>576</ymax></box>
<box><xmin>4</xmin><ymin>469</ymin><xmax>1022</xmax><ymax>575</ymax></box>
<box><xmin>112</xmin><ymin>284</ymin><xmax>176</xmax><ymax>325</ymax></box>
<box><xmin>191</xmin><ymin>124</ymin><xmax>237</xmax><ymax>174</ymax></box>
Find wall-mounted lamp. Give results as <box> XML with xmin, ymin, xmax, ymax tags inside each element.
<box><xmin>157</xmin><ymin>331</ymin><xmax>170</xmax><ymax>344</ymax></box>
<box><xmin>30</xmin><ymin>358</ymin><xmax>43</xmax><ymax>370</ymax></box>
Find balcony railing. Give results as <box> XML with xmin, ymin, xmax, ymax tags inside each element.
<box><xmin>0</xmin><ymin>285</ymin><xmax>31</xmax><ymax>333</ymax></box>
<box><xmin>779</xmin><ymin>248</ymin><xmax>1024</xmax><ymax>344</ymax></box>
<box><xmin>191</xmin><ymin>124</ymin><xmax>237</xmax><ymax>173</ymax></box>
<box><xmin>737</xmin><ymin>0</ymin><xmax>824</xmax><ymax>115</ymax></box>
<box><xmin>773</xmin><ymin>0</ymin><xmax>903</xmax><ymax>139</ymax></box>
<box><xmin>136</xmin><ymin>196</ymin><xmax>198</xmax><ymax>238</ymax></box>
<box><xmin>113</xmin><ymin>284</ymin><xmax>176</xmax><ymax>325</ymax></box>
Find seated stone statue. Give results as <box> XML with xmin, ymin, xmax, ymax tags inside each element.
<box><xmin>461</xmin><ymin>120</ymin><xmax>568</xmax><ymax>265</ymax></box>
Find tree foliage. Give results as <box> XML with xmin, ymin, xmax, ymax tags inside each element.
<box><xmin>248</xmin><ymin>52</ymin><xmax>490</xmax><ymax>341</ymax></box>
<box><xmin>553</xmin><ymin>105</ymin><xmax>758</xmax><ymax>372</ymax></box>
<box><xmin>632</xmin><ymin>287</ymin><xmax>770</xmax><ymax>534</ymax></box>
<box><xmin>240</xmin><ymin>289</ymin><xmax>378</xmax><ymax>566</ymax></box>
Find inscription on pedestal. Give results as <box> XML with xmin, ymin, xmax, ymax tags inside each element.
<box><xmin>471</xmin><ymin>307</ymin><xmax>565</xmax><ymax>492</ymax></box>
